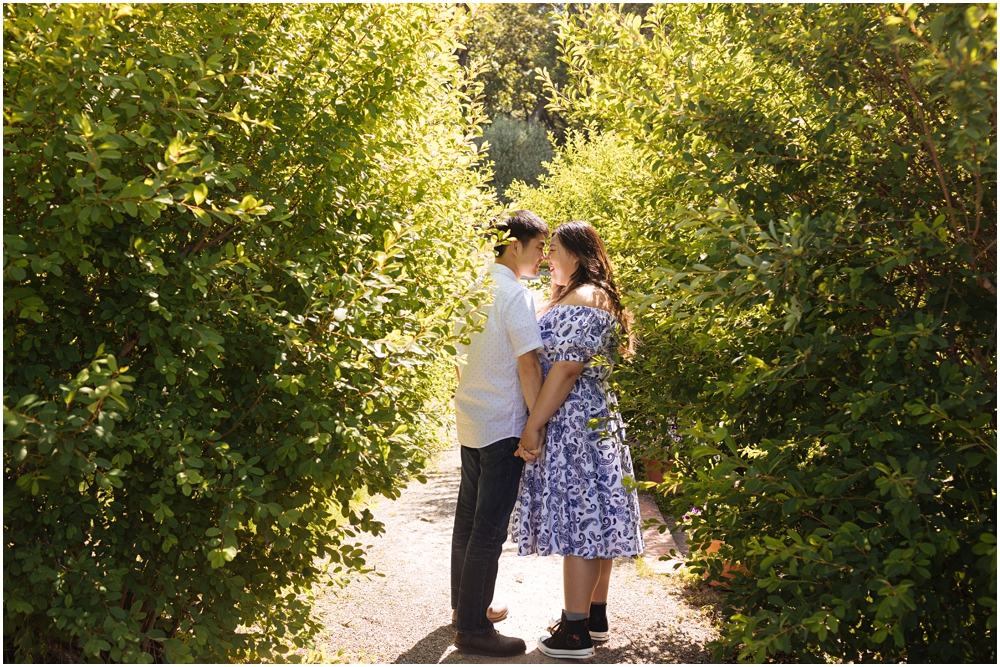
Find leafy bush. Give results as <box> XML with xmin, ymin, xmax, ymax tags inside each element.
<box><xmin>506</xmin><ymin>131</ymin><xmax>680</xmax><ymax>464</ymax></box>
<box><xmin>507</xmin><ymin>130</ymin><xmax>648</xmax><ymax>267</ymax></box>
<box><xmin>480</xmin><ymin>115</ymin><xmax>555</xmax><ymax>202</ymax></box>
<box><xmin>547</xmin><ymin>3</ymin><xmax>996</xmax><ymax>662</ymax></box>
<box><xmin>3</xmin><ymin>3</ymin><xmax>493</xmax><ymax>662</ymax></box>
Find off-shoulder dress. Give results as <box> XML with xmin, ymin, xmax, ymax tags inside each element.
<box><xmin>511</xmin><ymin>305</ymin><xmax>644</xmax><ymax>559</ymax></box>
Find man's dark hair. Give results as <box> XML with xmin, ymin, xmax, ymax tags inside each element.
<box><xmin>492</xmin><ymin>210</ymin><xmax>549</xmax><ymax>257</ymax></box>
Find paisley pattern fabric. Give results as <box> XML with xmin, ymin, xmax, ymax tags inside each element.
<box><xmin>511</xmin><ymin>305</ymin><xmax>644</xmax><ymax>559</ymax></box>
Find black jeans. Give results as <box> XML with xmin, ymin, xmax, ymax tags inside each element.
<box><xmin>451</xmin><ymin>437</ymin><xmax>524</xmax><ymax>634</ymax></box>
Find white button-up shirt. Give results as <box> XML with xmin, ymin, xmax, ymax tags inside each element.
<box><xmin>454</xmin><ymin>263</ymin><xmax>543</xmax><ymax>449</ymax></box>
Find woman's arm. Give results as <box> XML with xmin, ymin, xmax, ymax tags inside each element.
<box><xmin>515</xmin><ymin>359</ymin><xmax>585</xmax><ymax>461</ymax></box>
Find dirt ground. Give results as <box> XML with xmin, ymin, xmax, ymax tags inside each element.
<box><xmin>306</xmin><ymin>443</ymin><xmax>722</xmax><ymax>664</ymax></box>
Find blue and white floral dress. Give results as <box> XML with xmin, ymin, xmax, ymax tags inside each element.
<box><xmin>511</xmin><ymin>305</ymin><xmax>644</xmax><ymax>559</ymax></box>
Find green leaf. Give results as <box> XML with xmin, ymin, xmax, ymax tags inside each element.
<box><xmin>193</xmin><ymin>183</ymin><xmax>208</xmax><ymax>205</ymax></box>
<box><xmin>690</xmin><ymin>445</ymin><xmax>722</xmax><ymax>459</ymax></box>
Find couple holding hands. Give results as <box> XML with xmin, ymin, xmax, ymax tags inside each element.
<box><xmin>451</xmin><ymin>211</ymin><xmax>644</xmax><ymax>660</ymax></box>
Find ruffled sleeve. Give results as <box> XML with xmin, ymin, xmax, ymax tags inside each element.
<box><xmin>548</xmin><ymin>308</ymin><xmax>613</xmax><ymax>363</ymax></box>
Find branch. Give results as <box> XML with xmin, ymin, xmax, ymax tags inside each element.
<box><xmin>183</xmin><ymin>224</ymin><xmax>239</xmax><ymax>256</ymax></box>
<box><xmin>879</xmin><ymin>7</ymin><xmax>960</xmax><ymax>238</ymax></box>
<box><xmin>118</xmin><ymin>327</ymin><xmax>140</xmax><ymax>358</ymax></box>
<box><xmin>89</xmin><ymin>266</ymin><xmax>108</xmax><ymax>300</ymax></box>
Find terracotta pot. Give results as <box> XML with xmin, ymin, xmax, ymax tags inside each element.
<box><xmin>703</xmin><ymin>539</ymin><xmax>745</xmax><ymax>588</ymax></box>
<box><xmin>641</xmin><ymin>457</ymin><xmax>672</xmax><ymax>484</ymax></box>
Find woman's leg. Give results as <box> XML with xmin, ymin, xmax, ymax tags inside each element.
<box><xmin>591</xmin><ymin>559</ymin><xmax>613</xmax><ymax>603</ymax></box>
<box><xmin>563</xmin><ymin>555</ymin><xmax>602</xmax><ymax>614</ymax></box>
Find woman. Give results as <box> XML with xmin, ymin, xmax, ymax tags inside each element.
<box><xmin>512</xmin><ymin>220</ymin><xmax>643</xmax><ymax>660</ymax></box>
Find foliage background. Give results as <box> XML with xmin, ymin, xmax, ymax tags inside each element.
<box><xmin>3</xmin><ymin>3</ymin><xmax>494</xmax><ymax>662</ymax></box>
<box><xmin>505</xmin><ymin>130</ymin><xmax>677</xmax><ymax>455</ymax></box>
<box><xmin>518</xmin><ymin>2</ymin><xmax>996</xmax><ymax>662</ymax></box>
<box><xmin>5</xmin><ymin>2</ymin><xmax>996</xmax><ymax>664</ymax></box>
<box><xmin>477</xmin><ymin>115</ymin><xmax>554</xmax><ymax>203</ymax></box>
<box><xmin>462</xmin><ymin>2</ymin><xmax>566</xmax><ymax>131</ymax></box>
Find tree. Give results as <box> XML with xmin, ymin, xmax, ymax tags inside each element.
<box><xmin>544</xmin><ymin>3</ymin><xmax>996</xmax><ymax>661</ymax></box>
<box><xmin>3</xmin><ymin>4</ymin><xmax>493</xmax><ymax>661</ymax></box>
<box><xmin>505</xmin><ymin>129</ymin><xmax>691</xmax><ymax>467</ymax></box>
<box><xmin>464</xmin><ymin>3</ymin><xmax>568</xmax><ymax>131</ymax></box>
<box><xmin>462</xmin><ymin>3</ymin><xmax>653</xmax><ymax>133</ymax></box>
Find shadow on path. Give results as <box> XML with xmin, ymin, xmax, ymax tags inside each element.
<box><xmin>595</xmin><ymin>620</ymin><xmax>719</xmax><ymax>663</ymax></box>
<box><xmin>403</xmin><ymin>469</ymin><xmax>461</xmax><ymax>524</ymax></box>
<box><xmin>394</xmin><ymin>619</ymin><xmax>712</xmax><ymax>664</ymax></box>
<box><xmin>393</xmin><ymin>625</ymin><xmax>455</xmax><ymax>664</ymax></box>
<box><xmin>307</xmin><ymin>443</ymin><xmax>720</xmax><ymax>664</ymax></box>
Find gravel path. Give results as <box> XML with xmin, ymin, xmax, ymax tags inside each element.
<box><xmin>307</xmin><ymin>443</ymin><xmax>722</xmax><ymax>664</ymax></box>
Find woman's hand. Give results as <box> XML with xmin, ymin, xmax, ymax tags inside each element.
<box><xmin>513</xmin><ymin>360</ymin><xmax>584</xmax><ymax>463</ymax></box>
<box><xmin>515</xmin><ymin>424</ymin><xmax>545</xmax><ymax>462</ymax></box>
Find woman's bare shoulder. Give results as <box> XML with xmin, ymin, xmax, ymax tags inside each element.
<box><xmin>560</xmin><ymin>284</ymin><xmax>613</xmax><ymax>312</ymax></box>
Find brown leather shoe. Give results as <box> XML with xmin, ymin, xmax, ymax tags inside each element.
<box><xmin>455</xmin><ymin>630</ymin><xmax>526</xmax><ymax>657</ymax></box>
<box><xmin>451</xmin><ymin>602</ymin><xmax>509</xmax><ymax>624</ymax></box>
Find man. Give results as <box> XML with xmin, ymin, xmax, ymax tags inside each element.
<box><xmin>451</xmin><ymin>210</ymin><xmax>549</xmax><ymax>657</ymax></box>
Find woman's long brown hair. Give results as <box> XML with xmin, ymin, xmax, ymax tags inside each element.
<box><xmin>549</xmin><ymin>221</ymin><xmax>635</xmax><ymax>356</ymax></box>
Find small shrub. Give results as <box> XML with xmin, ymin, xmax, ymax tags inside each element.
<box><xmin>480</xmin><ymin>115</ymin><xmax>555</xmax><ymax>202</ymax></box>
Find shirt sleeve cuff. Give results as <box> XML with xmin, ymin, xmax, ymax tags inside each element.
<box><xmin>513</xmin><ymin>341</ymin><xmax>543</xmax><ymax>358</ymax></box>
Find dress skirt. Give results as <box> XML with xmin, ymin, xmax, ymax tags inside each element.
<box><xmin>510</xmin><ymin>305</ymin><xmax>643</xmax><ymax>559</ymax></box>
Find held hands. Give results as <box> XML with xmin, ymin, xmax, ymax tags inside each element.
<box><xmin>514</xmin><ymin>424</ymin><xmax>545</xmax><ymax>462</ymax></box>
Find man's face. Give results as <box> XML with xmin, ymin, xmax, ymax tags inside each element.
<box><xmin>516</xmin><ymin>234</ymin><xmax>548</xmax><ymax>279</ymax></box>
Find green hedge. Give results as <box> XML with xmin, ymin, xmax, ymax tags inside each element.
<box><xmin>545</xmin><ymin>3</ymin><xmax>996</xmax><ymax>662</ymax></box>
<box><xmin>3</xmin><ymin>4</ymin><xmax>492</xmax><ymax>662</ymax></box>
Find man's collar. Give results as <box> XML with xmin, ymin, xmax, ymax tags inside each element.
<box><xmin>488</xmin><ymin>262</ymin><xmax>519</xmax><ymax>281</ymax></box>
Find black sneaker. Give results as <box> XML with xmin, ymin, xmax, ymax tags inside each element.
<box><xmin>538</xmin><ymin>613</ymin><xmax>595</xmax><ymax>659</ymax></box>
<box><xmin>548</xmin><ymin>604</ymin><xmax>609</xmax><ymax>642</ymax></box>
<box><xmin>588</xmin><ymin>602</ymin><xmax>609</xmax><ymax>642</ymax></box>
